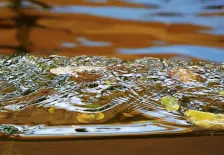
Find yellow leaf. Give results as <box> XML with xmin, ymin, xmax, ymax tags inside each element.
<box><xmin>76</xmin><ymin>112</ymin><xmax>104</xmax><ymax>123</ymax></box>
<box><xmin>193</xmin><ymin>120</ymin><xmax>224</xmax><ymax>130</ymax></box>
<box><xmin>219</xmin><ymin>90</ymin><xmax>224</xmax><ymax>96</ymax></box>
<box><xmin>89</xmin><ymin>114</ymin><xmax>95</xmax><ymax>120</ymax></box>
<box><xmin>95</xmin><ymin>112</ymin><xmax>104</xmax><ymax>120</ymax></box>
<box><xmin>184</xmin><ymin>110</ymin><xmax>216</xmax><ymax>121</ymax></box>
<box><xmin>161</xmin><ymin>96</ymin><xmax>180</xmax><ymax>111</ymax></box>
<box><xmin>76</xmin><ymin>114</ymin><xmax>91</xmax><ymax>123</ymax></box>
<box><xmin>184</xmin><ymin>110</ymin><xmax>224</xmax><ymax>130</ymax></box>
<box><xmin>48</xmin><ymin>107</ymin><xmax>55</xmax><ymax>113</ymax></box>
<box><xmin>105</xmin><ymin>80</ymin><xmax>112</xmax><ymax>85</ymax></box>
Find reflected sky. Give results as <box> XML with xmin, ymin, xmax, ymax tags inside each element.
<box><xmin>0</xmin><ymin>0</ymin><xmax>223</xmax><ymax>62</ymax></box>
<box><xmin>52</xmin><ymin>0</ymin><xmax>224</xmax><ymax>35</ymax></box>
<box><xmin>77</xmin><ymin>37</ymin><xmax>112</xmax><ymax>47</ymax></box>
<box><xmin>49</xmin><ymin>0</ymin><xmax>224</xmax><ymax>62</ymax></box>
<box><xmin>18</xmin><ymin>121</ymin><xmax>190</xmax><ymax>138</ymax></box>
<box><xmin>119</xmin><ymin>45</ymin><xmax>224</xmax><ymax>62</ymax></box>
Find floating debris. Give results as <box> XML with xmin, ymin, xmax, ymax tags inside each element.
<box><xmin>0</xmin><ymin>55</ymin><xmax>224</xmax><ymax>138</ymax></box>
<box><xmin>219</xmin><ymin>90</ymin><xmax>224</xmax><ymax>96</ymax></box>
<box><xmin>0</xmin><ymin>125</ymin><xmax>20</xmax><ymax>134</ymax></box>
<box><xmin>48</xmin><ymin>107</ymin><xmax>55</xmax><ymax>113</ymax></box>
<box><xmin>184</xmin><ymin>110</ymin><xmax>224</xmax><ymax>130</ymax></box>
<box><xmin>50</xmin><ymin>66</ymin><xmax>106</xmax><ymax>76</ymax></box>
<box><xmin>76</xmin><ymin>112</ymin><xmax>105</xmax><ymax>123</ymax></box>
<box><xmin>161</xmin><ymin>95</ymin><xmax>180</xmax><ymax>111</ymax></box>
<box><xmin>168</xmin><ymin>68</ymin><xmax>198</xmax><ymax>82</ymax></box>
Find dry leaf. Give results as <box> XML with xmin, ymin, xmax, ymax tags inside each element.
<box><xmin>76</xmin><ymin>112</ymin><xmax>105</xmax><ymax>123</ymax></box>
<box><xmin>184</xmin><ymin>110</ymin><xmax>224</xmax><ymax>130</ymax></box>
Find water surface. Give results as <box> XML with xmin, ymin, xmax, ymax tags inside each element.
<box><xmin>0</xmin><ymin>55</ymin><xmax>224</xmax><ymax>139</ymax></box>
<box><xmin>0</xmin><ymin>0</ymin><xmax>223</xmax><ymax>61</ymax></box>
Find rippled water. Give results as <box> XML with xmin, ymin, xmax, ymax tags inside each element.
<box><xmin>0</xmin><ymin>0</ymin><xmax>224</xmax><ymax>140</ymax></box>
<box><xmin>0</xmin><ymin>55</ymin><xmax>224</xmax><ymax>139</ymax></box>
<box><xmin>0</xmin><ymin>0</ymin><xmax>224</xmax><ymax>62</ymax></box>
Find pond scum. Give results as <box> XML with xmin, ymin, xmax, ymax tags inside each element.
<box><xmin>0</xmin><ymin>54</ymin><xmax>224</xmax><ymax>139</ymax></box>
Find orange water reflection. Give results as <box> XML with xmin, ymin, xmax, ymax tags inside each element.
<box><xmin>0</xmin><ymin>0</ymin><xmax>223</xmax><ymax>61</ymax></box>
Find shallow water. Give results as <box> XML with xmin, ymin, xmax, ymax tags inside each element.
<box><xmin>0</xmin><ymin>0</ymin><xmax>224</xmax><ymax>140</ymax></box>
<box><xmin>0</xmin><ymin>55</ymin><xmax>224</xmax><ymax>139</ymax></box>
<box><xmin>0</xmin><ymin>0</ymin><xmax>224</xmax><ymax>62</ymax></box>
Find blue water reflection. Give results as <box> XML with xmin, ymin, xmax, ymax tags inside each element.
<box><xmin>77</xmin><ymin>37</ymin><xmax>112</xmax><ymax>47</ymax></box>
<box><xmin>0</xmin><ymin>0</ymin><xmax>223</xmax><ymax>62</ymax></box>
<box><xmin>52</xmin><ymin>0</ymin><xmax>224</xmax><ymax>35</ymax></box>
<box><xmin>49</xmin><ymin>0</ymin><xmax>224</xmax><ymax>62</ymax></box>
<box><xmin>119</xmin><ymin>45</ymin><xmax>224</xmax><ymax>62</ymax></box>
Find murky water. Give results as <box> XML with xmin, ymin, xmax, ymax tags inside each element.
<box><xmin>0</xmin><ymin>0</ymin><xmax>224</xmax><ymax>62</ymax></box>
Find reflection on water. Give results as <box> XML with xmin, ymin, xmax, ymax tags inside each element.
<box><xmin>0</xmin><ymin>0</ymin><xmax>223</xmax><ymax>61</ymax></box>
<box><xmin>0</xmin><ymin>54</ymin><xmax>224</xmax><ymax>139</ymax></box>
<box><xmin>18</xmin><ymin>122</ymin><xmax>190</xmax><ymax>139</ymax></box>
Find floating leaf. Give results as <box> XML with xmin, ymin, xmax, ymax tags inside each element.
<box><xmin>50</xmin><ymin>66</ymin><xmax>73</xmax><ymax>75</ymax></box>
<box><xmin>184</xmin><ymin>110</ymin><xmax>224</xmax><ymax>129</ymax></box>
<box><xmin>123</xmin><ymin>112</ymin><xmax>133</xmax><ymax>118</ymax></box>
<box><xmin>122</xmin><ymin>111</ymin><xmax>140</xmax><ymax>118</ymax></box>
<box><xmin>48</xmin><ymin>107</ymin><xmax>55</xmax><ymax>113</ymax></box>
<box><xmin>105</xmin><ymin>80</ymin><xmax>112</xmax><ymax>85</ymax></box>
<box><xmin>95</xmin><ymin>112</ymin><xmax>104</xmax><ymax>120</ymax></box>
<box><xmin>192</xmin><ymin>120</ymin><xmax>224</xmax><ymax>130</ymax></box>
<box><xmin>86</xmin><ymin>103</ymin><xmax>101</xmax><ymax>108</ymax></box>
<box><xmin>219</xmin><ymin>90</ymin><xmax>224</xmax><ymax>96</ymax></box>
<box><xmin>76</xmin><ymin>112</ymin><xmax>105</xmax><ymax>123</ymax></box>
<box><xmin>169</xmin><ymin>69</ymin><xmax>197</xmax><ymax>82</ymax></box>
<box><xmin>161</xmin><ymin>95</ymin><xmax>180</xmax><ymax>111</ymax></box>
<box><xmin>50</xmin><ymin>66</ymin><xmax>105</xmax><ymax>75</ymax></box>
<box><xmin>76</xmin><ymin>114</ymin><xmax>91</xmax><ymax>123</ymax></box>
<box><xmin>184</xmin><ymin>110</ymin><xmax>216</xmax><ymax>121</ymax></box>
<box><xmin>89</xmin><ymin>114</ymin><xmax>95</xmax><ymax>120</ymax></box>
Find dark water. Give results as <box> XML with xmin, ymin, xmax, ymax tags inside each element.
<box><xmin>0</xmin><ymin>0</ymin><xmax>224</xmax><ymax>62</ymax></box>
